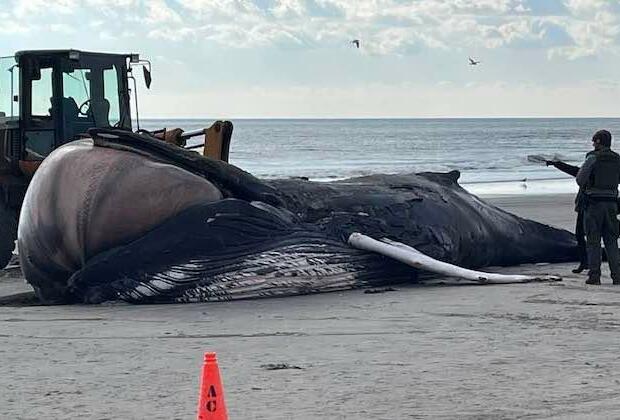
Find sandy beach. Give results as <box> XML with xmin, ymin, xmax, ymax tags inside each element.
<box><xmin>3</xmin><ymin>192</ymin><xmax>620</xmax><ymax>419</ymax></box>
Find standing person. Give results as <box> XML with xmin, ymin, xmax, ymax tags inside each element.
<box><xmin>576</xmin><ymin>130</ymin><xmax>620</xmax><ymax>285</ymax></box>
<box><xmin>546</xmin><ymin>157</ymin><xmax>591</xmax><ymax>273</ymax></box>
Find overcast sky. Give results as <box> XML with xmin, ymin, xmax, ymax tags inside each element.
<box><xmin>2</xmin><ymin>0</ymin><xmax>620</xmax><ymax>118</ymax></box>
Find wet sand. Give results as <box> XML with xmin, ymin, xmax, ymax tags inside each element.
<box><xmin>3</xmin><ymin>193</ymin><xmax>620</xmax><ymax>419</ymax></box>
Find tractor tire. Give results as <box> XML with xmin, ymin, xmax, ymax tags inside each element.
<box><xmin>0</xmin><ymin>203</ymin><xmax>17</xmax><ymax>269</ymax></box>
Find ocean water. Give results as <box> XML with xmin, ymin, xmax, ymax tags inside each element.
<box><xmin>140</xmin><ymin>118</ymin><xmax>620</xmax><ymax>195</ymax></box>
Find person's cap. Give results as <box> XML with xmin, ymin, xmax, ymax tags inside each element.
<box><xmin>593</xmin><ymin>129</ymin><xmax>612</xmax><ymax>146</ymax></box>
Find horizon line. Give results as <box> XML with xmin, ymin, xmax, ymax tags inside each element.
<box><xmin>139</xmin><ymin>116</ymin><xmax>620</xmax><ymax>120</ymax></box>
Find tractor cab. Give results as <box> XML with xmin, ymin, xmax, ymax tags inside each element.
<box><xmin>0</xmin><ymin>50</ymin><xmax>133</xmax><ymax>170</ymax></box>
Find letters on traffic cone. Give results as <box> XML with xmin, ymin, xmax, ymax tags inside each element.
<box><xmin>197</xmin><ymin>352</ymin><xmax>229</xmax><ymax>420</ymax></box>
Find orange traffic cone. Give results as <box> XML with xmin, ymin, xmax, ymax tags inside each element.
<box><xmin>197</xmin><ymin>352</ymin><xmax>229</xmax><ymax>420</ymax></box>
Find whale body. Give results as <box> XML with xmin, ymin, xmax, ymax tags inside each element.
<box><xmin>18</xmin><ymin>129</ymin><xmax>577</xmax><ymax>304</ymax></box>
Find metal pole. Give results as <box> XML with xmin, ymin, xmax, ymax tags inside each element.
<box><xmin>9</xmin><ymin>66</ymin><xmax>14</xmax><ymax>118</ymax></box>
<box><xmin>131</xmin><ymin>75</ymin><xmax>140</xmax><ymax>131</ymax></box>
<box><xmin>179</xmin><ymin>128</ymin><xmax>206</xmax><ymax>139</ymax></box>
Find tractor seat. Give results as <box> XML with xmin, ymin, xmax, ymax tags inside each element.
<box><xmin>62</xmin><ymin>97</ymin><xmax>80</xmax><ymax>120</ymax></box>
<box><xmin>90</xmin><ymin>99</ymin><xmax>110</xmax><ymax>127</ymax></box>
<box><xmin>61</xmin><ymin>97</ymin><xmax>81</xmax><ymax>142</ymax></box>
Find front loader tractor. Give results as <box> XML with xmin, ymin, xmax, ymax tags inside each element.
<box><xmin>0</xmin><ymin>50</ymin><xmax>232</xmax><ymax>269</ymax></box>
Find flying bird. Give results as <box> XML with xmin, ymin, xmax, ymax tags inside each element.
<box><xmin>351</xmin><ymin>39</ymin><xmax>360</xmax><ymax>49</ymax></box>
<box><xmin>469</xmin><ymin>57</ymin><xmax>481</xmax><ymax>65</ymax></box>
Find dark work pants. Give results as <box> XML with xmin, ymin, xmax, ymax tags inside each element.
<box><xmin>585</xmin><ymin>201</ymin><xmax>620</xmax><ymax>281</ymax></box>
<box><xmin>575</xmin><ymin>210</ymin><xmax>587</xmax><ymax>266</ymax></box>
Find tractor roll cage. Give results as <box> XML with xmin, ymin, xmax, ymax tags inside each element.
<box><xmin>5</xmin><ymin>50</ymin><xmax>133</xmax><ymax>163</ymax></box>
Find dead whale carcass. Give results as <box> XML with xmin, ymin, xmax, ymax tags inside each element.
<box><xmin>17</xmin><ymin>129</ymin><xmax>576</xmax><ymax>304</ymax></box>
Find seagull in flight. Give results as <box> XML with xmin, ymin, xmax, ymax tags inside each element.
<box><xmin>351</xmin><ymin>39</ymin><xmax>360</xmax><ymax>49</ymax></box>
<box><xmin>469</xmin><ymin>57</ymin><xmax>481</xmax><ymax>65</ymax></box>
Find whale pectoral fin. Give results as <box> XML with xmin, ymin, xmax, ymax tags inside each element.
<box><xmin>348</xmin><ymin>233</ymin><xmax>561</xmax><ymax>284</ymax></box>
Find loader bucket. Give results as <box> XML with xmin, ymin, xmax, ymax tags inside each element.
<box><xmin>203</xmin><ymin>120</ymin><xmax>233</xmax><ymax>163</ymax></box>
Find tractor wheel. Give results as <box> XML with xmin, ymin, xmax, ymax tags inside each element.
<box><xmin>0</xmin><ymin>203</ymin><xmax>17</xmax><ymax>269</ymax></box>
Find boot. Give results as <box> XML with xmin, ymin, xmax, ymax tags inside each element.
<box><xmin>586</xmin><ymin>276</ymin><xmax>601</xmax><ymax>285</ymax></box>
<box><xmin>572</xmin><ymin>263</ymin><xmax>588</xmax><ymax>274</ymax></box>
